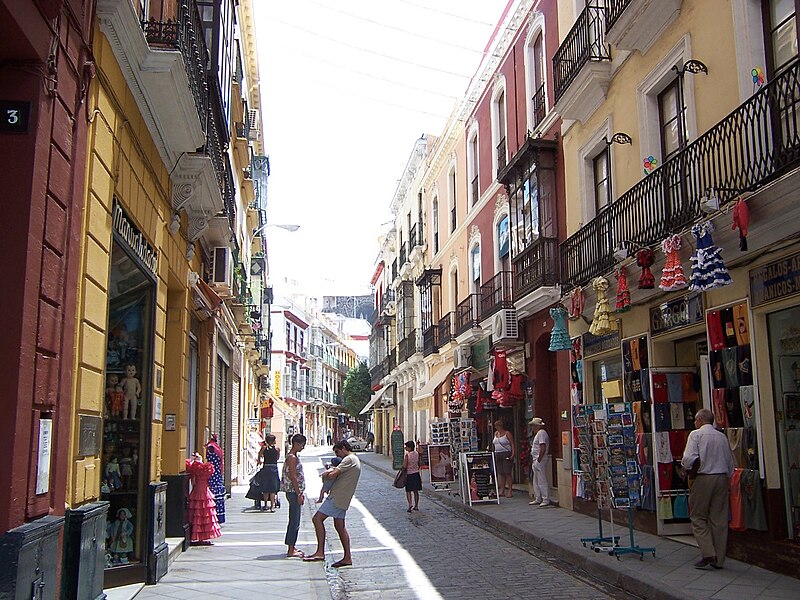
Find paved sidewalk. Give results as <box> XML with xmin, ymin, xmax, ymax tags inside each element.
<box><xmin>133</xmin><ymin>446</ymin><xmax>333</xmax><ymax>600</ymax></box>
<box><xmin>359</xmin><ymin>451</ymin><xmax>796</xmax><ymax>600</ymax></box>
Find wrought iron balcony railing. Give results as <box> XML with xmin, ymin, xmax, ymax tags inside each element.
<box><xmin>513</xmin><ymin>236</ymin><xmax>560</xmax><ymax>298</ymax></box>
<box><xmin>497</xmin><ymin>138</ymin><xmax>507</xmax><ymax>172</ymax></box>
<box><xmin>438</xmin><ymin>312</ymin><xmax>454</xmax><ymax>345</ymax></box>
<box><xmin>479</xmin><ymin>271</ymin><xmax>514</xmax><ymax>320</ymax></box>
<box><xmin>422</xmin><ymin>326</ymin><xmax>439</xmax><ymax>357</ymax></box>
<box><xmin>561</xmin><ymin>58</ymin><xmax>800</xmax><ymax>288</ymax></box>
<box><xmin>398</xmin><ymin>330</ymin><xmax>418</xmax><ymax>363</ymax></box>
<box><xmin>141</xmin><ymin>0</ymin><xmax>209</xmax><ymax>128</ymax></box>
<box><xmin>553</xmin><ymin>3</ymin><xmax>610</xmax><ymax>103</ymax></box>
<box><xmin>399</xmin><ymin>242</ymin><xmax>407</xmax><ymax>266</ymax></box>
<box><xmin>606</xmin><ymin>0</ymin><xmax>632</xmax><ymax>32</ymax></box>
<box><xmin>409</xmin><ymin>224</ymin><xmax>417</xmax><ymax>250</ymax></box>
<box><xmin>391</xmin><ymin>259</ymin><xmax>398</xmax><ymax>281</ymax></box>
<box><xmin>455</xmin><ymin>294</ymin><xmax>480</xmax><ymax>337</ymax></box>
<box><xmin>532</xmin><ymin>83</ymin><xmax>546</xmax><ymax>130</ymax></box>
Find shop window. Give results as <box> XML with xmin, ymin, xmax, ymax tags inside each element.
<box><xmin>102</xmin><ymin>240</ymin><xmax>155</xmax><ymax>572</ymax></box>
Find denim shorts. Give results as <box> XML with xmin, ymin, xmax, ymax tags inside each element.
<box><xmin>318</xmin><ymin>496</ymin><xmax>347</xmax><ymax>520</ymax></box>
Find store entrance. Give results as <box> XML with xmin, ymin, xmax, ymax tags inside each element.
<box><xmin>767</xmin><ymin>307</ymin><xmax>800</xmax><ymax>541</ymax></box>
<box><xmin>102</xmin><ymin>240</ymin><xmax>155</xmax><ymax>583</ymax></box>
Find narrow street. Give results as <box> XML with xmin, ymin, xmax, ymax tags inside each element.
<box><xmin>133</xmin><ymin>447</ymin><xmax>634</xmax><ymax>600</ymax></box>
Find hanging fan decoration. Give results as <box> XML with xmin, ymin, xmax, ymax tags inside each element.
<box><xmin>615</xmin><ymin>266</ymin><xmax>631</xmax><ymax>312</ymax></box>
<box><xmin>689</xmin><ymin>222</ymin><xmax>732</xmax><ymax>291</ymax></box>
<box><xmin>636</xmin><ymin>249</ymin><xmax>655</xmax><ymax>289</ymax></box>
<box><xmin>548</xmin><ymin>306</ymin><xmax>572</xmax><ymax>351</ymax></box>
<box><xmin>568</xmin><ymin>286</ymin><xmax>585</xmax><ymax>320</ymax></box>
<box><xmin>589</xmin><ymin>277</ymin><xmax>617</xmax><ymax>336</ymax></box>
<box><xmin>659</xmin><ymin>234</ymin><xmax>688</xmax><ymax>292</ymax></box>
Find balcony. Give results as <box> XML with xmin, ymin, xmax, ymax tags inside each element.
<box><xmin>438</xmin><ymin>312</ymin><xmax>454</xmax><ymax>346</ymax></box>
<box><xmin>399</xmin><ymin>242</ymin><xmax>408</xmax><ymax>267</ymax></box>
<box><xmin>561</xmin><ymin>58</ymin><xmax>800</xmax><ymax>288</ymax></box>
<box><xmin>605</xmin><ymin>0</ymin><xmax>682</xmax><ymax>55</ymax></box>
<box><xmin>455</xmin><ymin>294</ymin><xmax>481</xmax><ymax>338</ymax></box>
<box><xmin>391</xmin><ymin>259</ymin><xmax>398</xmax><ymax>282</ymax></box>
<box><xmin>98</xmin><ymin>0</ymin><xmax>207</xmax><ymax>161</ymax></box>
<box><xmin>496</xmin><ymin>138</ymin><xmax>507</xmax><ymax>173</ymax></box>
<box><xmin>479</xmin><ymin>271</ymin><xmax>513</xmax><ymax>321</ymax></box>
<box><xmin>553</xmin><ymin>3</ymin><xmax>611</xmax><ymax>123</ymax></box>
<box><xmin>531</xmin><ymin>83</ymin><xmax>546</xmax><ymax>131</ymax></box>
<box><xmin>409</xmin><ymin>224</ymin><xmax>417</xmax><ymax>250</ymax></box>
<box><xmin>398</xmin><ymin>330</ymin><xmax>418</xmax><ymax>364</ymax></box>
<box><xmin>422</xmin><ymin>326</ymin><xmax>439</xmax><ymax>357</ymax></box>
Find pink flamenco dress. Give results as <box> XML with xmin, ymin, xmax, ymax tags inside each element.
<box><xmin>186</xmin><ymin>459</ymin><xmax>222</xmax><ymax>543</ymax></box>
<box><xmin>659</xmin><ymin>234</ymin><xmax>688</xmax><ymax>292</ymax></box>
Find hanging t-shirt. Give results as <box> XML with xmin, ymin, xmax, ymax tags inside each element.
<box><xmin>737</xmin><ymin>345</ymin><xmax>753</xmax><ymax>386</ymax></box>
<box><xmin>721</xmin><ymin>307</ymin><xmax>738</xmax><ymax>347</ymax></box>
<box><xmin>727</xmin><ymin>428</ymin><xmax>745</xmax><ymax>468</ymax></box>
<box><xmin>712</xmin><ymin>388</ymin><xmax>729</xmax><ymax>428</ymax></box>
<box><xmin>710</xmin><ymin>351</ymin><xmax>727</xmax><ymax>388</ymax></box>
<box><xmin>726</xmin><ymin>388</ymin><xmax>744</xmax><ymax>428</ymax></box>
<box><xmin>654</xmin><ymin>432</ymin><xmax>673</xmax><ymax>463</ymax></box>
<box><xmin>683</xmin><ymin>403</ymin><xmax>697</xmax><ymax>427</ymax></box>
<box><xmin>741</xmin><ymin>469</ymin><xmax>769</xmax><ymax>531</ymax></box>
<box><xmin>739</xmin><ymin>386</ymin><xmax>756</xmax><ymax>428</ymax></box>
<box><xmin>669</xmin><ymin>430</ymin><xmax>688</xmax><ymax>458</ymax></box>
<box><xmin>657</xmin><ymin>462</ymin><xmax>674</xmax><ymax>491</ymax></box>
<box><xmin>722</xmin><ymin>347</ymin><xmax>739</xmax><ymax>388</ymax></box>
<box><xmin>652</xmin><ymin>374</ymin><xmax>669</xmax><ymax>404</ymax></box>
<box><xmin>631</xmin><ymin>338</ymin><xmax>641</xmax><ymax>371</ymax></box>
<box><xmin>707</xmin><ymin>310</ymin><xmax>726</xmax><ymax>350</ymax></box>
<box><xmin>667</xmin><ymin>374</ymin><xmax>684</xmax><ymax>403</ymax></box>
<box><xmin>682</xmin><ymin>373</ymin><xmax>698</xmax><ymax>403</ymax></box>
<box><xmin>640</xmin><ymin>464</ymin><xmax>656</xmax><ymax>511</ymax></box>
<box><xmin>493</xmin><ymin>350</ymin><xmax>510</xmax><ymax>391</ymax></box>
<box><xmin>654</xmin><ymin>403</ymin><xmax>672</xmax><ymax>431</ymax></box>
<box><xmin>633</xmin><ymin>402</ymin><xmax>644</xmax><ymax>434</ymax></box>
<box><xmin>733</xmin><ymin>303</ymin><xmax>750</xmax><ymax>346</ymax></box>
<box><xmin>657</xmin><ymin>496</ymin><xmax>674</xmax><ymax>519</ymax></box>
<box><xmin>641</xmin><ymin>368</ymin><xmax>651</xmax><ymax>402</ymax></box>
<box><xmin>729</xmin><ymin>468</ymin><xmax>745</xmax><ymax>531</ymax></box>
<box><xmin>670</xmin><ymin>403</ymin><xmax>686</xmax><ymax>430</ymax></box>
<box><xmin>673</xmin><ymin>494</ymin><xmax>689</xmax><ymax>519</ymax></box>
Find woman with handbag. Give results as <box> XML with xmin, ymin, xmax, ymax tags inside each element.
<box><xmin>402</xmin><ymin>441</ymin><xmax>422</xmax><ymax>512</ymax></box>
<box><xmin>493</xmin><ymin>419</ymin><xmax>515</xmax><ymax>498</ymax></box>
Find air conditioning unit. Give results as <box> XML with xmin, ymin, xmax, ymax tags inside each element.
<box><xmin>211</xmin><ymin>246</ymin><xmax>233</xmax><ymax>295</ymax></box>
<box><xmin>493</xmin><ymin>309</ymin><xmax>519</xmax><ymax>342</ymax></box>
<box><xmin>454</xmin><ymin>345</ymin><xmax>472</xmax><ymax>369</ymax></box>
<box><xmin>247</xmin><ymin>109</ymin><xmax>260</xmax><ymax>141</ymax></box>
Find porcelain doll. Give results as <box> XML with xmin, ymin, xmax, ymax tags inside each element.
<box><xmin>106</xmin><ymin>457</ymin><xmax>122</xmax><ymax>490</ymax></box>
<box><xmin>120</xmin><ymin>447</ymin><xmax>133</xmax><ymax>490</ymax></box>
<box><xmin>106</xmin><ymin>374</ymin><xmax>125</xmax><ymax>418</ymax></box>
<box><xmin>120</xmin><ymin>364</ymin><xmax>141</xmax><ymax>420</ymax></box>
<box><xmin>107</xmin><ymin>507</ymin><xmax>134</xmax><ymax>563</ymax></box>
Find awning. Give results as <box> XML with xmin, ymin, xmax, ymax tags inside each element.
<box><xmin>360</xmin><ymin>385</ymin><xmax>390</xmax><ymax>415</ymax></box>
<box><xmin>412</xmin><ymin>367</ymin><xmax>453</xmax><ymax>402</ymax></box>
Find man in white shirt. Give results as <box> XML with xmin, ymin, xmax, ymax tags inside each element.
<box><xmin>528</xmin><ymin>417</ymin><xmax>551</xmax><ymax>507</ymax></box>
<box><xmin>304</xmin><ymin>439</ymin><xmax>361</xmax><ymax>568</ymax></box>
<box><xmin>681</xmin><ymin>408</ymin><xmax>734</xmax><ymax>569</ymax></box>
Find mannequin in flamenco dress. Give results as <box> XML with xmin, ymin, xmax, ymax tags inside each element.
<box><xmin>636</xmin><ymin>249</ymin><xmax>655</xmax><ymax>289</ymax></box>
<box><xmin>659</xmin><ymin>234</ymin><xmax>688</xmax><ymax>291</ymax></box>
<box><xmin>186</xmin><ymin>454</ymin><xmax>222</xmax><ymax>545</ymax></box>
<box><xmin>615</xmin><ymin>267</ymin><xmax>631</xmax><ymax>312</ymax></box>
<box><xmin>205</xmin><ymin>434</ymin><xmax>226</xmax><ymax>524</ymax></box>
<box><xmin>689</xmin><ymin>222</ymin><xmax>732</xmax><ymax>291</ymax></box>
<box><xmin>548</xmin><ymin>306</ymin><xmax>572</xmax><ymax>351</ymax></box>
<box><xmin>589</xmin><ymin>277</ymin><xmax>617</xmax><ymax>336</ymax></box>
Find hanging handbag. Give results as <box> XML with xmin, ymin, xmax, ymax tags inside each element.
<box><xmin>393</xmin><ymin>468</ymin><xmax>407</xmax><ymax>489</ymax></box>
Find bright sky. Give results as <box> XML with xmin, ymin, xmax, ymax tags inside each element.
<box><xmin>253</xmin><ymin>0</ymin><xmax>510</xmax><ymax>297</ymax></box>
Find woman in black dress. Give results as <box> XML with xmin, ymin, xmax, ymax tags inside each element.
<box><xmin>247</xmin><ymin>434</ymin><xmax>281</xmax><ymax>511</ymax></box>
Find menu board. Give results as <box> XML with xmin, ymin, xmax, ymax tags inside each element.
<box><xmin>460</xmin><ymin>451</ymin><xmax>499</xmax><ymax>505</ymax></box>
<box><xmin>391</xmin><ymin>429</ymin><xmax>405</xmax><ymax>471</ymax></box>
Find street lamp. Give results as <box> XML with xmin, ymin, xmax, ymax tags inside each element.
<box><xmin>252</xmin><ymin>223</ymin><xmax>300</xmax><ymax>237</ymax></box>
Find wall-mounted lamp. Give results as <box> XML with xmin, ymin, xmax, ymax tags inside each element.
<box><xmin>252</xmin><ymin>223</ymin><xmax>300</xmax><ymax>237</ymax></box>
<box><xmin>607</xmin><ymin>132</ymin><xmax>633</xmax><ymax>146</ymax></box>
<box><xmin>604</xmin><ymin>132</ymin><xmax>633</xmax><ymax>202</ymax></box>
<box><xmin>186</xmin><ymin>241</ymin><xmax>195</xmax><ymax>261</ymax></box>
<box><xmin>168</xmin><ymin>213</ymin><xmax>181</xmax><ymax>235</ymax></box>
<box><xmin>673</xmin><ymin>59</ymin><xmax>709</xmax><ymax>77</ymax></box>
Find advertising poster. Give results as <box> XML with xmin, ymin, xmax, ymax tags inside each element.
<box><xmin>428</xmin><ymin>444</ymin><xmax>455</xmax><ymax>483</ymax></box>
<box><xmin>461</xmin><ymin>451</ymin><xmax>499</xmax><ymax>505</ymax></box>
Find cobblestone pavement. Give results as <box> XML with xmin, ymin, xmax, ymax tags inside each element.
<box><xmin>308</xmin><ymin>453</ymin><xmax>636</xmax><ymax>600</ymax></box>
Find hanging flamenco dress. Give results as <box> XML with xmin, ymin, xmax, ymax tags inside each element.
<box><xmin>689</xmin><ymin>222</ymin><xmax>732</xmax><ymax>291</ymax></box>
<box><xmin>548</xmin><ymin>306</ymin><xmax>572</xmax><ymax>351</ymax></box>
<box><xmin>636</xmin><ymin>249</ymin><xmax>655</xmax><ymax>289</ymax></box>
<box><xmin>205</xmin><ymin>438</ymin><xmax>226</xmax><ymax>524</ymax></box>
<box><xmin>589</xmin><ymin>277</ymin><xmax>617</xmax><ymax>336</ymax></box>
<box><xmin>659</xmin><ymin>234</ymin><xmax>688</xmax><ymax>291</ymax></box>
<box><xmin>569</xmin><ymin>286</ymin><xmax>585</xmax><ymax>320</ymax></box>
<box><xmin>615</xmin><ymin>267</ymin><xmax>631</xmax><ymax>312</ymax></box>
<box><xmin>186</xmin><ymin>458</ymin><xmax>222</xmax><ymax>543</ymax></box>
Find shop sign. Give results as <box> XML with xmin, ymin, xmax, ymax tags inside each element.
<box><xmin>749</xmin><ymin>252</ymin><xmax>800</xmax><ymax>307</ymax></box>
<box><xmin>36</xmin><ymin>418</ymin><xmax>52</xmax><ymax>495</ymax></box>
<box><xmin>583</xmin><ymin>330</ymin><xmax>621</xmax><ymax>359</ymax></box>
<box><xmin>78</xmin><ymin>415</ymin><xmax>101</xmax><ymax>457</ymax></box>
<box><xmin>273</xmin><ymin>370</ymin><xmax>281</xmax><ymax>397</ymax></box>
<box><xmin>650</xmin><ymin>293</ymin><xmax>704</xmax><ymax>336</ymax></box>
<box><xmin>112</xmin><ymin>199</ymin><xmax>158</xmax><ymax>275</ymax></box>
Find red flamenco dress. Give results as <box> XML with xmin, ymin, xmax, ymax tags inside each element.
<box><xmin>186</xmin><ymin>458</ymin><xmax>222</xmax><ymax>543</ymax></box>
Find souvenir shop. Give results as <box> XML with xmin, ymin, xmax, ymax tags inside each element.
<box><xmin>565</xmin><ymin>219</ymin><xmax>800</xmax><ymax>573</ymax></box>
<box><xmin>101</xmin><ymin>201</ymin><xmax>158</xmax><ymax>581</ymax></box>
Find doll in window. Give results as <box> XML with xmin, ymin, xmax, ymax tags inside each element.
<box><xmin>121</xmin><ymin>364</ymin><xmax>141</xmax><ymax>420</ymax></box>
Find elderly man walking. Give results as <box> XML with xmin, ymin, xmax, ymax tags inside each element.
<box><xmin>304</xmin><ymin>439</ymin><xmax>362</xmax><ymax>568</ymax></box>
<box><xmin>681</xmin><ymin>408</ymin><xmax>734</xmax><ymax>569</ymax></box>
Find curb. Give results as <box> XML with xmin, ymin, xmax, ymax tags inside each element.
<box><xmin>362</xmin><ymin>458</ymin><xmax>704</xmax><ymax>600</ymax></box>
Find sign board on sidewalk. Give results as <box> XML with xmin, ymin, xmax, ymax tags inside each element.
<box><xmin>428</xmin><ymin>444</ymin><xmax>455</xmax><ymax>483</ymax></box>
<box><xmin>391</xmin><ymin>428</ymin><xmax>405</xmax><ymax>470</ymax></box>
<box><xmin>460</xmin><ymin>451</ymin><xmax>499</xmax><ymax>505</ymax></box>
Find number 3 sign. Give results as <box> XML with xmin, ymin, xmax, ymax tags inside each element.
<box><xmin>0</xmin><ymin>101</ymin><xmax>31</xmax><ymax>133</ymax></box>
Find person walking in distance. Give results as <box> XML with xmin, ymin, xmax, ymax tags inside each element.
<box><xmin>304</xmin><ymin>440</ymin><xmax>361</xmax><ymax>567</ymax></box>
<box><xmin>403</xmin><ymin>441</ymin><xmax>422</xmax><ymax>512</ymax></box>
<box><xmin>528</xmin><ymin>418</ymin><xmax>552</xmax><ymax>507</ymax></box>
<box><xmin>281</xmin><ymin>434</ymin><xmax>307</xmax><ymax>559</ymax></box>
<box><xmin>681</xmin><ymin>408</ymin><xmax>734</xmax><ymax>569</ymax></box>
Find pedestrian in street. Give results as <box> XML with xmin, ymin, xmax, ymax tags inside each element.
<box><xmin>249</xmin><ymin>434</ymin><xmax>281</xmax><ymax>512</ymax></box>
<box><xmin>681</xmin><ymin>408</ymin><xmax>734</xmax><ymax>569</ymax></box>
<box><xmin>327</xmin><ymin>428</ymin><xmax>332</xmax><ymax>445</ymax></box>
<box><xmin>492</xmin><ymin>419</ymin><xmax>515</xmax><ymax>498</ymax></box>
<box><xmin>528</xmin><ymin>417</ymin><xmax>552</xmax><ymax>507</ymax></box>
<box><xmin>304</xmin><ymin>439</ymin><xmax>362</xmax><ymax>568</ymax></box>
<box><xmin>367</xmin><ymin>431</ymin><xmax>375</xmax><ymax>451</ymax></box>
<box><xmin>281</xmin><ymin>433</ymin><xmax>307</xmax><ymax>559</ymax></box>
<box><xmin>403</xmin><ymin>441</ymin><xmax>422</xmax><ymax>512</ymax></box>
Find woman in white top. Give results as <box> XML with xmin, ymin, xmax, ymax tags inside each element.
<box><xmin>493</xmin><ymin>419</ymin><xmax>515</xmax><ymax>498</ymax></box>
<box><xmin>403</xmin><ymin>441</ymin><xmax>422</xmax><ymax>511</ymax></box>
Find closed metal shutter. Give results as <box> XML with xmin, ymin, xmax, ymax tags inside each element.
<box><xmin>231</xmin><ymin>376</ymin><xmax>240</xmax><ymax>483</ymax></box>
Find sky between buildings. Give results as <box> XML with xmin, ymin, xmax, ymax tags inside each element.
<box><xmin>253</xmin><ymin>0</ymin><xmax>512</xmax><ymax>297</ymax></box>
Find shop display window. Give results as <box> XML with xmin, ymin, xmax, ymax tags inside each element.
<box><xmin>101</xmin><ymin>241</ymin><xmax>155</xmax><ymax>570</ymax></box>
